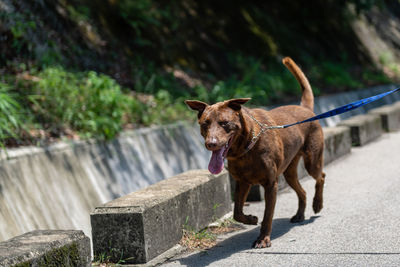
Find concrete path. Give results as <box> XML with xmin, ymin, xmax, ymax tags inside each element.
<box><xmin>162</xmin><ymin>130</ymin><xmax>400</xmax><ymax>267</ymax></box>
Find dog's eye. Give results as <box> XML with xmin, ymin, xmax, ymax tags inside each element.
<box><xmin>219</xmin><ymin>121</ymin><xmax>228</xmax><ymax>127</ymax></box>
<box><xmin>219</xmin><ymin>121</ymin><xmax>232</xmax><ymax>132</ymax></box>
<box><xmin>201</xmin><ymin>122</ymin><xmax>209</xmax><ymax>131</ymax></box>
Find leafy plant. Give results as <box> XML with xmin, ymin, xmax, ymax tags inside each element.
<box><xmin>0</xmin><ymin>83</ymin><xmax>27</xmax><ymax>147</ymax></box>
<box><xmin>29</xmin><ymin>67</ymin><xmax>128</xmax><ymax>140</ymax></box>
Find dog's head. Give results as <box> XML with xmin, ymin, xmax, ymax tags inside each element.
<box><xmin>185</xmin><ymin>98</ymin><xmax>250</xmax><ymax>174</ymax></box>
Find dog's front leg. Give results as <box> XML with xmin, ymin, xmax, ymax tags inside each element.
<box><xmin>254</xmin><ymin>180</ymin><xmax>278</xmax><ymax>248</ymax></box>
<box><xmin>233</xmin><ymin>180</ymin><xmax>258</xmax><ymax>225</ymax></box>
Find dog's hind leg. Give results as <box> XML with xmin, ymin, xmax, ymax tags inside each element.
<box><xmin>284</xmin><ymin>154</ymin><xmax>307</xmax><ymax>223</ymax></box>
<box><xmin>233</xmin><ymin>180</ymin><xmax>258</xmax><ymax>225</ymax></box>
<box><xmin>303</xmin><ymin>127</ymin><xmax>326</xmax><ymax>214</ymax></box>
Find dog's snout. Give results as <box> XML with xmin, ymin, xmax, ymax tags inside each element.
<box><xmin>206</xmin><ymin>137</ymin><xmax>218</xmax><ymax>150</ymax></box>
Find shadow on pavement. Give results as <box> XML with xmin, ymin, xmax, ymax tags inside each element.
<box><xmin>175</xmin><ymin>216</ymin><xmax>320</xmax><ymax>267</ymax></box>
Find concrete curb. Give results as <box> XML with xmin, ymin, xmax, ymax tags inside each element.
<box><xmin>90</xmin><ymin>170</ymin><xmax>231</xmax><ymax>264</ymax></box>
<box><xmin>369</xmin><ymin>102</ymin><xmax>400</xmax><ymax>132</ymax></box>
<box><xmin>0</xmin><ymin>230</ymin><xmax>91</xmax><ymax>267</ymax></box>
<box><xmin>338</xmin><ymin>114</ymin><xmax>383</xmax><ymax>146</ymax></box>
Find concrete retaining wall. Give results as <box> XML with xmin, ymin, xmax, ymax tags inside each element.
<box><xmin>0</xmin><ymin>123</ymin><xmax>208</xmax><ymax>242</ymax></box>
<box><xmin>0</xmin><ymin>230</ymin><xmax>90</xmax><ymax>266</ymax></box>
<box><xmin>91</xmin><ymin>170</ymin><xmax>231</xmax><ymax>264</ymax></box>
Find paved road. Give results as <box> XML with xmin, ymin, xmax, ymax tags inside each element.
<box><xmin>162</xmin><ymin>130</ymin><xmax>400</xmax><ymax>267</ymax></box>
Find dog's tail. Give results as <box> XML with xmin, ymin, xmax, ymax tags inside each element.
<box><xmin>282</xmin><ymin>57</ymin><xmax>314</xmax><ymax>111</ymax></box>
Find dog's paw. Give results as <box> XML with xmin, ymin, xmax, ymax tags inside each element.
<box><xmin>234</xmin><ymin>214</ymin><xmax>258</xmax><ymax>225</ymax></box>
<box><xmin>253</xmin><ymin>238</ymin><xmax>271</xmax><ymax>249</ymax></box>
<box><xmin>290</xmin><ymin>213</ymin><xmax>305</xmax><ymax>223</ymax></box>
<box><xmin>313</xmin><ymin>197</ymin><xmax>323</xmax><ymax>214</ymax></box>
<box><xmin>244</xmin><ymin>214</ymin><xmax>258</xmax><ymax>225</ymax></box>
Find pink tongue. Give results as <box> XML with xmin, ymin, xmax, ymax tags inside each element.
<box><xmin>208</xmin><ymin>148</ymin><xmax>225</xmax><ymax>174</ymax></box>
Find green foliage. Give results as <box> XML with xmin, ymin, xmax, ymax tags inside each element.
<box><xmin>135</xmin><ymin>90</ymin><xmax>193</xmax><ymax>126</ymax></box>
<box><xmin>0</xmin><ymin>0</ymin><xmax>397</xmax><ymax>147</ymax></box>
<box><xmin>4</xmin><ymin>12</ymin><xmax>36</xmax><ymax>55</ymax></box>
<box><xmin>310</xmin><ymin>61</ymin><xmax>362</xmax><ymax>90</ymax></box>
<box><xmin>309</xmin><ymin>58</ymin><xmax>391</xmax><ymax>92</ymax></box>
<box><xmin>29</xmin><ymin>67</ymin><xmax>127</xmax><ymax>140</ymax></box>
<box><xmin>10</xmin><ymin>20</ymin><xmax>36</xmax><ymax>38</ymax></box>
<box><xmin>191</xmin><ymin>55</ymin><xmax>301</xmax><ymax>106</ymax></box>
<box><xmin>117</xmin><ymin>0</ymin><xmax>176</xmax><ymax>47</ymax></box>
<box><xmin>0</xmin><ymin>83</ymin><xmax>26</xmax><ymax>147</ymax></box>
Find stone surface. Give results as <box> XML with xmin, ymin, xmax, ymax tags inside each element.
<box><xmin>91</xmin><ymin>169</ymin><xmax>231</xmax><ymax>264</ymax></box>
<box><xmin>0</xmin><ymin>230</ymin><xmax>91</xmax><ymax>267</ymax></box>
<box><xmin>323</xmin><ymin>126</ymin><xmax>352</xmax><ymax>165</ymax></box>
<box><xmin>338</xmin><ymin>114</ymin><xmax>383</xmax><ymax>146</ymax></box>
<box><xmin>369</xmin><ymin>102</ymin><xmax>400</xmax><ymax>132</ymax></box>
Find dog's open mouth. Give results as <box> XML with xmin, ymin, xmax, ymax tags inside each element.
<box><xmin>208</xmin><ymin>137</ymin><xmax>233</xmax><ymax>174</ymax></box>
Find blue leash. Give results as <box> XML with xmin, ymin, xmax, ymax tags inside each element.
<box><xmin>268</xmin><ymin>86</ymin><xmax>400</xmax><ymax>129</ymax></box>
<box><xmin>241</xmin><ymin>86</ymin><xmax>400</xmax><ymax>155</ymax></box>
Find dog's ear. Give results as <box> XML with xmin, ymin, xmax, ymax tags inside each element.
<box><xmin>226</xmin><ymin>98</ymin><xmax>251</xmax><ymax>111</ymax></box>
<box><xmin>185</xmin><ymin>100</ymin><xmax>208</xmax><ymax>118</ymax></box>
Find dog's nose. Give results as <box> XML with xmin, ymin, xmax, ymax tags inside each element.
<box><xmin>206</xmin><ymin>138</ymin><xmax>218</xmax><ymax>150</ymax></box>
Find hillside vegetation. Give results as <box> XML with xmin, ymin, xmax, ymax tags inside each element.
<box><xmin>1</xmin><ymin>0</ymin><xmax>400</xmax><ymax>146</ymax></box>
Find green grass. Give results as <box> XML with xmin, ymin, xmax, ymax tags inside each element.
<box><xmin>92</xmin><ymin>249</ymin><xmax>134</xmax><ymax>266</ymax></box>
<box><xmin>0</xmin><ymin>55</ymin><xmax>393</xmax><ymax>148</ymax></box>
<box><xmin>0</xmin><ymin>82</ymin><xmax>27</xmax><ymax>147</ymax></box>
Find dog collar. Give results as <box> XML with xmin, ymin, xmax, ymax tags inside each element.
<box><xmin>238</xmin><ymin>110</ymin><xmax>283</xmax><ymax>157</ymax></box>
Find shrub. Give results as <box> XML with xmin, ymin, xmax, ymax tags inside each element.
<box><xmin>29</xmin><ymin>67</ymin><xmax>128</xmax><ymax>140</ymax></box>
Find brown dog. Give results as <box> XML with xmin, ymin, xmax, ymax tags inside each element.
<box><xmin>185</xmin><ymin>57</ymin><xmax>325</xmax><ymax>248</ymax></box>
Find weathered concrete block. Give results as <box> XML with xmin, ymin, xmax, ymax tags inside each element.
<box><xmin>391</xmin><ymin>100</ymin><xmax>400</xmax><ymax>110</ymax></box>
<box><xmin>0</xmin><ymin>230</ymin><xmax>91</xmax><ymax>267</ymax></box>
<box><xmin>245</xmin><ymin>183</ymin><xmax>265</xmax><ymax>201</ymax></box>
<box><xmin>369</xmin><ymin>103</ymin><xmax>400</xmax><ymax>132</ymax></box>
<box><xmin>338</xmin><ymin>114</ymin><xmax>382</xmax><ymax>146</ymax></box>
<box><xmin>91</xmin><ymin>169</ymin><xmax>231</xmax><ymax>264</ymax></box>
<box><xmin>323</xmin><ymin>126</ymin><xmax>352</xmax><ymax>165</ymax></box>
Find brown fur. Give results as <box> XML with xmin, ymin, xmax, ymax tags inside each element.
<box><xmin>185</xmin><ymin>57</ymin><xmax>325</xmax><ymax>248</ymax></box>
